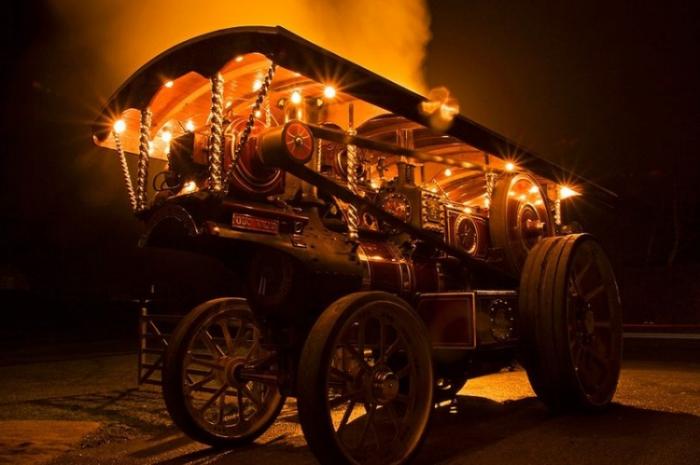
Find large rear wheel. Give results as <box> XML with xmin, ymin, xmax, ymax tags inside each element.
<box><xmin>162</xmin><ymin>298</ymin><xmax>285</xmax><ymax>446</ymax></box>
<box><xmin>297</xmin><ymin>292</ymin><xmax>433</xmax><ymax>465</ymax></box>
<box><xmin>519</xmin><ymin>234</ymin><xmax>622</xmax><ymax>411</ymax></box>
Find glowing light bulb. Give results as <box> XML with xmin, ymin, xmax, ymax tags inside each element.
<box><xmin>323</xmin><ymin>85</ymin><xmax>336</xmax><ymax>99</ymax></box>
<box><xmin>252</xmin><ymin>79</ymin><xmax>263</xmax><ymax>91</ymax></box>
<box><xmin>185</xmin><ymin>120</ymin><xmax>195</xmax><ymax>132</ymax></box>
<box><xmin>225</xmin><ymin>100</ymin><xmax>232</xmax><ymax>109</ymax></box>
<box><xmin>181</xmin><ymin>180</ymin><xmax>198</xmax><ymax>194</ymax></box>
<box><xmin>444</xmin><ymin>168</ymin><xmax>452</xmax><ymax>177</ymax></box>
<box><xmin>112</xmin><ymin>119</ymin><xmax>126</xmax><ymax>134</ymax></box>
<box><xmin>505</xmin><ymin>162</ymin><xmax>515</xmax><ymax>172</ymax></box>
<box><xmin>164</xmin><ymin>80</ymin><xmax>174</xmax><ymax>88</ymax></box>
<box><xmin>508</xmin><ymin>190</ymin><xmax>515</xmax><ymax>197</ymax></box>
<box><xmin>463</xmin><ymin>206</ymin><xmax>473</xmax><ymax>214</ymax></box>
<box><xmin>234</xmin><ymin>55</ymin><xmax>244</xmax><ymax>62</ymax></box>
<box><xmin>559</xmin><ymin>185</ymin><xmax>580</xmax><ymax>199</ymax></box>
<box><xmin>161</xmin><ymin>130</ymin><xmax>172</xmax><ymax>143</ymax></box>
<box><xmin>254</xmin><ymin>110</ymin><xmax>262</xmax><ymax>118</ymax></box>
<box><xmin>534</xmin><ymin>199</ymin><xmax>543</xmax><ymax>205</ymax></box>
<box><xmin>529</xmin><ymin>185</ymin><xmax>539</xmax><ymax>194</ymax></box>
<box><xmin>290</xmin><ymin>90</ymin><xmax>302</xmax><ymax>105</ymax></box>
<box><xmin>518</xmin><ymin>194</ymin><xmax>527</xmax><ymax>201</ymax></box>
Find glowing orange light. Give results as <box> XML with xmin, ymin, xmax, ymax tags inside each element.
<box><xmin>254</xmin><ymin>110</ymin><xmax>262</xmax><ymax>118</ymax></box>
<box><xmin>518</xmin><ymin>194</ymin><xmax>527</xmax><ymax>201</ymax></box>
<box><xmin>252</xmin><ymin>79</ymin><xmax>263</xmax><ymax>91</ymax></box>
<box><xmin>559</xmin><ymin>185</ymin><xmax>580</xmax><ymax>200</ymax></box>
<box><xmin>181</xmin><ymin>180</ymin><xmax>198</xmax><ymax>194</ymax></box>
<box><xmin>505</xmin><ymin>162</ymin><xmax>516</xmax><ymax>172</ymax></box>
<box><xmin>185</xmin><ymin>120</ymin><xmax>195</xmax><ymax>132</ymax></box>
<box><xmin>529</xmin><ymin>185</ymin><xmax>539</xmax><ymax>194</ymax></box>
<box><xmin>161</xmin><ymin>130</ymin><xmax>172</xmax><ymax>143</ymax></box>
<box><xmin>444</xmin><ymin>168</ymin><xmax>452</xmax><ymax>177</ymax></box>
<box><xmin>463</xmin><ymin>206</ymin><xmax>472</xmax><ymax>214</ymax></box>
<box><xmin>164</xmin><ymin>80</ymin><xmax>174</xmax><ymax>88</ymax></box>
<box><xmin>112</xmin><ymin>119</ymin><xmax>126</xmax><ymax>134</ymax></box>
<box><xmin>323</xmin><ymin>85</ymin><xmax>336</xmax><ymax>99</ymax></box>
<box><xmin>290</xmin><ymin>90</ymin><xmax>302</xmax><ymax>105</ymax></box>
<box><xmin>234</xmin><ymin>55</ymin><xmax>244</xmax><ymax>62</ymax></box>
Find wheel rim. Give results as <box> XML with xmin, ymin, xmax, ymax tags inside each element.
<box><xmin>181</xmin><ymin>307</ymin><xmax>282</xmax><ymax>438</ymax></box>
<box><xmin>324</xmin><ymin>302</ymin><xmax>432</xmax><ymax>464</ymax></box>
<box><xmin>566</xmin><ymin>239</ymin><xmax>622</xmax><ymax>405</ymax></box>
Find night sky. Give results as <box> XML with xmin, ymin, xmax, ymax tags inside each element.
<box><xmin>1</xmin><ymin>2</ymin><xmax>698</xmax><ymax>319</ymax></box>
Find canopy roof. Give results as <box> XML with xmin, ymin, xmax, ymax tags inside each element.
<box><xmin>93</xmin><ymin>25</ymin><xmax>616</xmax><ymax>203</ymax></box>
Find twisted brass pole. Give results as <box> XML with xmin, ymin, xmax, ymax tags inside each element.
<box><xmin>208</xmin><ymin>73</ymin><xmax>225</xmax><ymax>192</ymax></box>
<box><xmin>136</xmin><ymin>108</ymin><xmax>152</xmax><ymax>210</ymax></box>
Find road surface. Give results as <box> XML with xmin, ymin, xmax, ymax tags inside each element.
<box><xmin>1</xmin><ymin>352</ymin><xmax>699</xmax><ymax>465</ymax></box>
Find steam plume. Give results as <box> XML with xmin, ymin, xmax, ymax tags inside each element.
<box><xmin>50</xmin><ymin>0</ymin><xmax>431</xmax><ymax>102</ymax></box>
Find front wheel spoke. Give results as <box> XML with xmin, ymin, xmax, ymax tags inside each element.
<box><xmin>237</xmin><ymin>389</ymin><xmax>245</xmax><ymax>419</ymax></box>
<box><xmin>240</xmin><ymin>384</ymin><xmax>263</xmax><ymax>409</ymax></box>
<box><xmin>379</xmin><ymin>321</ymin><xmax>386</xmax><ymax>360</ymax></box>
<box><xmin>200</xmin><ymin>330</ymin><xmax>225</xmax><ymax>358</ymax></box>
<box><xmin>189</xmin><ymin>355</ymin><xmax>223</xmax><ymax>371</ymax></box>
<box><xmin>586</xmin><ymin>347</ymin><xmax>609</xmax><ymax>370</ymax></box>
<box><xmin>218</xmin><ymin>390</ymin><xmax>226</xmax><ymax>424</ymax></box>
<box><xmin>583</xmin><ymin>284</ymin><xmax>605</xmax><ymax>303</ymax></box>
<box><xmin>573</xmin><ymin>258</ymin><xmax>594</xmax><ymax>295</ymax></box>
<box><xmin>250</xmin><ymin>351</ymin><xmax>277</xmax><ymax>370</ymax></box>
<box><xmin>343</xmin><ymin>344</ymin><xmax>369</xmax><ymax>369</ymax></box>
<box><xmin>245</xmin><ymin>341</ymin><xmax>260</xmax><ymax>361</ymax></box>
<box><xmin>219</xmin><ymin>321</ymin><xmax>235</xmax><ymax>354</ymax></box>
<box><xmin>381</xmin><ymin>337</ymin><xmax>402</xmax><ymax>364</ymax></box>
<box><xmin>385</xmin><ymin>403</ymin><xmax>402</xmax><ymax>437</ymax></box>
<box><xmin>357</xmin><ymin>403</ymin><xmax>377</xmax><ymax>450</ymax></box>
<box><xmin>395</xmin><ymin>364</ymin><xmax>410</xmax><ymax>379</ymax></box>
<box><xmin>329</xmin><ymin>390</ymin><xmax>361</xmax><ymax>409</ymax></box>
<box><xmin>233</xmin><ymin>322</ymin><xmax>246</xmax><ymax>347</ymax></box>
<box><xmin>337</xmin><ymin>399</ymin><xmax>357</xmax><ymax>434</ymax></box>
<box><xmin>187</xmin><ymin>372</ymin><xmax>216</xmax><ymax>391</ymax></box>
<box><xmin>199</xmin><ymin>385</ymin><xmax>226</xmax><ymax>413</ymax></box>
<box><xmin>357</xmin><ymin>318</ymin><xmax>367</xmax><ymax>355</ymax></box>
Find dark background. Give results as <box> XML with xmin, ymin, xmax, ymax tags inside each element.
<box><xmin>1</xmin><ymin>1</ymin><xmax>699</xmax><ymax>348</ymax></box>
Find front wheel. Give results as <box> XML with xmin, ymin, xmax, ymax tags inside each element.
<box><xmin>162</xmin><ymin>298</ymin><xmax>285</xmax><ymax>447</ymax></box>
<box><xmin>519</xmin><ymin>234</ymin><xmax>623</xmax><ymax>411</ymax></box>
<box><xmin>297</xmin><ymin>292</ymin><xmax>434</xmax><ymax>465</ymax></box>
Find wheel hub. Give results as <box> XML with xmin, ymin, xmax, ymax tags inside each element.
<box><xmin>223</xmin><ymin>356</ymin><xmax>248</xmax><ymax>387</ymax></box>
<box><xmin>371</xmin><ymin>367</ymin><xmax>399</xmax><ymax>404</ymax></box>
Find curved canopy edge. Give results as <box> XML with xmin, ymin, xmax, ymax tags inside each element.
<box><xmin>93</xmin><ymin>25</ymin><xmax>616</xmax><ymax>203</ymax></box>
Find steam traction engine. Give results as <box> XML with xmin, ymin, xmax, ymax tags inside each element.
<box><xmin>94</xmin><ymin>27</ymin><xmax>622</xmax><ymax>465</ymax></box>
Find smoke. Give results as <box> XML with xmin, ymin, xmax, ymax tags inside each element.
<box><xmin>50</xmin><ymin>0</ymin><xmax>431</xmax><ymax>101</ymax></box>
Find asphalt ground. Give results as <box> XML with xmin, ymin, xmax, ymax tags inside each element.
<box><xmin>0</xmin><ymin>345</ymin><xmax>699</xmax><ymax>465</ymax></box>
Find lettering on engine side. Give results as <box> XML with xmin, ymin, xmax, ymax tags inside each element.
<box><xmin>231</xmin><ymin>213</ymin><xmax>279</xmax><ymax>234</ymax></box>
